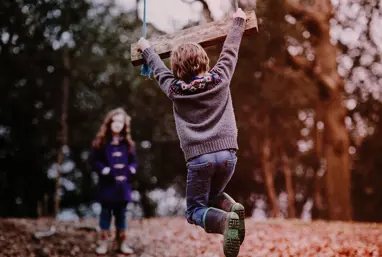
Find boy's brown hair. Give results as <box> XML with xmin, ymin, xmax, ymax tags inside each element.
<box><xmin>171</xmin><ymin>43</ymin><xmax>210</xmax><ymax>82</ymax></box>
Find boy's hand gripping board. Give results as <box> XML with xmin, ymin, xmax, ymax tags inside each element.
<box><xmin>131</xmin><ymin>10</ymin><xmax>258</xmax><ymax>66</ymax></box>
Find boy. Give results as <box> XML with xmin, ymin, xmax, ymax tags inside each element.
<box><xmin>137</xmin><ymin>8</ymin><xmax>247</xmax><ymax>257</ymax></box>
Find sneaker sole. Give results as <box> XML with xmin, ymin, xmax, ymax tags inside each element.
<box><xmin>115</xmin><ymin>243</ymin><xmax>134</xmax><ymax>256</ymax></box>
<box><xmin>223</xmin><ymin>213</ymin><xmax>241</xmax><ymax>257</ymax></box>
<box><xmin>118</xmin><ymin>248</ymin><xmax>134</xmax><ymax>256</ymax></box>
<box><xmin>95</xmin><ymin>251</ymin><xmax>108</xmax><ymax>256</ymax></box>
<box><xmin>118</xmin><ymin>251</ymin><xmax>134</xmax><ymax>256</ymax></box>
<box><xmin>231</xmin><ymin>203</ymin><xmax>245</xmax><ymax>244</ymax></box>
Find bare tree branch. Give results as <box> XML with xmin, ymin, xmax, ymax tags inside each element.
<box><xmin>312</xmin><ymin>0</ymin><xmax>334</xmax><ymax>19</ymax></box>
<box><xmin>265</xmin><ymin>52</ymin><xmax>338</xmax><ymax>93</ymax></box>
<box><xmin>286</xmin><ymin>52</ymin><xmax>315</xmax><ymax>71</ymax></box>
<box><xmin>263</xmin><ymin>58</ymin><xmax>307</xmax><ymax>81</ymax></box>
<box><xmin>313</xmin><ymin>66</ymin><xmax>339</xmax><ymax>91</ymax></box>
<box><xmin>287</xmin><ymin>52</ymin><xmax>338</xmax><ymax>91</ymax></box>
<box><xmin>284</xmin><ymin>0</ymin><xmax>328</xmax><ymax>36</ymax></box>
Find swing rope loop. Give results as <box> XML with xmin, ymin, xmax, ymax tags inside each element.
<box><xmin>140</xmin><ymin>0</ymin><xmax>152</xmax><ymax>79</ymax></box>
<box><xmin>143</xmin><ymin>0</ymin><xmax>147</xmax><ymax>38</ymax></box>
<box><xmin>140</xmin><ymin>0</ymin><xmax>238</xmax><ymax>78</ymax></box>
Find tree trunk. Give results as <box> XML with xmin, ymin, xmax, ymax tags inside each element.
<box><xmin>262</xmin><ymin>137</ymin><xmax>280</xmax><ymax>217</ymax></box>
<box><xmin>322</xmin><ymin>95</ymin><xmax>351</xmax><ymax>220</ymax></box>
<box><xmin>55</xmin><ymin>46</ymin><xmax>70</xmax><ymax>217</ymax></box>
<box><xmin>283</xmin><ymin>0</ymin><xmax>352</xmax><ymax>220</ymax></box>
<box><xmin>312</xmin><ymin>103</ymin><xmax>326</xmax><ymax>219</ymax></box>
<box><xmin>313</xmin><ymin>2</ymin><xmax>352</xmax><ymax>221</ymax></box>
<box><xmin>281</xmin><ymin>153</ymin><xmax>296</xmax><ymax>218</ymax></box>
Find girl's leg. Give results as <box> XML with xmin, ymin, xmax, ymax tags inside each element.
<box><xmin>113</xmin><ymin>202</ymin><xmax>127</xmax><ymax>230</ymax></box>
<box><xmin>114</xmin><ymin>202</ymin><xmax>133</xmax><ymax>255</ymax></box>
<box><xmin>96</xmin><ymin>203</ymin><xmax>113</xmax><ymax>255</ymax></box>
<box><xmin>99</xmin><ymin>203</ymin><xmax>113</xmax><ymax>230</ymax></box>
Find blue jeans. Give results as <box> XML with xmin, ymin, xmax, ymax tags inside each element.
<box><xmin>185</xmin><ymin>149</ymin><xmax>238</xmax><ymax>228</ymax></box>
<box><xmin>99</xmin><ymin>202</ymin><xmax>127</xmax><ymax>230</ymax></box>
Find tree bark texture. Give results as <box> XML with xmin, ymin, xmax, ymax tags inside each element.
<box><xmin>281</xmin><ymin>153</ymin><xmax>296</xmax><ymax>218</ymax></box>
<box><xmin>262</xmin><ymin>136</ymin><xmax>281</xmax><ymax>218</ymax></box>
<box><xmin>55</xmin><ymin>47</ymin><xmax>70</xmax><ymax>217</ymax></box>
<box><xmin>284</xmin><ymin>0</ymin><xmax>352</xmax><ymax>220</ymax></box>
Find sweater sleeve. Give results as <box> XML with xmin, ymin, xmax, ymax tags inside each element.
<box><xmin>210</xmin><ymin>17</ymin><xmax>246</xmax><ymax>82</ymax></box>
<box><xmin>142</xmin><ymin>47</ymin><xmax>176</xmax><ymax>98</ymax></box>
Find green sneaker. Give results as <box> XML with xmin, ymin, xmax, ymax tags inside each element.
<box><xmin>231</xmin><ymin>203</ymin><xmax>245</xmax><ymax>244</ymax></box>
<box><xmin>223</xmin><ymin>212</ymin><xmax>241</xmax><ymax>257</ymax></box>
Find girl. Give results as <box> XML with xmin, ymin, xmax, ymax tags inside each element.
<box><xmin>90</xmin><ymin>107</ymin><xmax>138</xmax><ymax>255</ymax></box>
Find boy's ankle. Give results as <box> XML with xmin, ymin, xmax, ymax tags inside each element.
<box><xmin>203</xmin><ymin>207</ymin><xmax>228</xmax><ymax>234</ymax></box>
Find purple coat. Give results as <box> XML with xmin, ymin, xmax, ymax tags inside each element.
<box><xmin>90</xmin><ymin>139</ymin><xmax>138</xmax><ymax>203</ymax></box>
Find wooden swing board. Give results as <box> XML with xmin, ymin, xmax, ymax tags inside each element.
<box><xmin>131</xmin><ymin>10</ymin><xmax>258</xmax><ymax>66</ymax></box>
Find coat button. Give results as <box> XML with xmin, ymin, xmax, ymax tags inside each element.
<box><xmin>112</xmin><ymin>151</ymin><xmax>122</xmax><ymax>157</ymax></box>
<box><xmin>114</xmin><ymin>164</ymin><xmax>125</xmax><ymax>169</ymax></box>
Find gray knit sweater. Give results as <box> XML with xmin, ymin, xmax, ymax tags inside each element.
<box><xmin>142</xmin><ymin>17</ymin><xmax>245</xmax><ymax>161</ymax></box>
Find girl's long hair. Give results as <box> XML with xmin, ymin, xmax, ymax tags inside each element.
<box><xmin>92</xmin><ymin>107</ymin><xmax>135</xmax><ymax>150</ymax></box>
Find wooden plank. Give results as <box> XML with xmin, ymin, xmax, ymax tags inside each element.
<box><xmin>131</xmin><ymin>10</ymin><xmax>258</xmax><ymax>66</ymax></box>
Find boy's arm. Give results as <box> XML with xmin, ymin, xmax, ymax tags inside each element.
<box><xmin>142</xmin><ymin>48</ymin><xmax>176</xmax><ymax>98</ymax></box>
<box><xmin>210</xmin><ymin>17</ymin><xmax>246</xmax><ymax>82</ymax></box>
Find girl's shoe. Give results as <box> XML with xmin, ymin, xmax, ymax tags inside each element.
<box><xmin>117</xmin><ymin>230</ymin><xmax>134</xmax><ymax>255</ymax></box>
<box><xmin>95</xmin><ymin>230</ymin><xmax>109</xmax><ymax>255</ymax></box>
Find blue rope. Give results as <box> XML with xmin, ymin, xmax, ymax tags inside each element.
<box><xmin>235</xmin><ymin>0</ymin><xmax>238</xmax><ymax>10</ymax></box>
<box><xmin>142</xmin><ymin>0</ymin><xmax>147</xmax><ymax>38</ymax></box>
<box><xmin>140</xmin><ymin>0</ymin><xmax>152</xmax><ymax>79</ymax></box>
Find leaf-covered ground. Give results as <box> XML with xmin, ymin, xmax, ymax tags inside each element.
<box><xmin>0</xmin><ymin>217</ymin><xmax>381</xmax><ymax>257</ymax></box>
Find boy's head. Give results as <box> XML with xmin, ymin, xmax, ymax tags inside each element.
<box><xmin>171</xmin><ymin>43</ymin><xmax>210</xmax><ymax>82</ymax></box>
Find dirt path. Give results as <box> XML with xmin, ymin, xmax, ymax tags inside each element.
<box><xmin>0</xmin><ymin>218</ymin><xmax>381</xmax><ymax>257</ymax></box>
